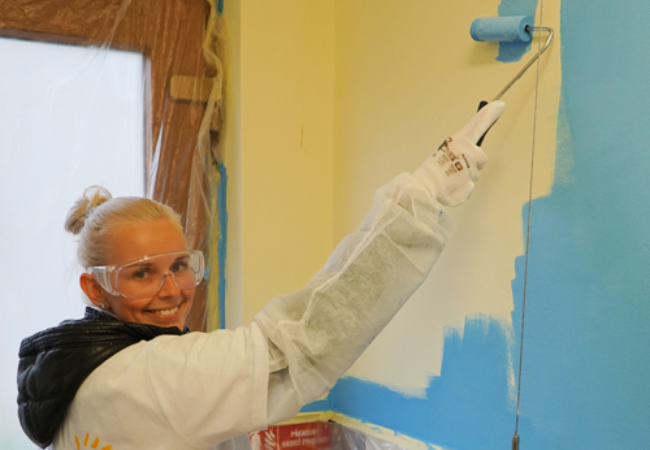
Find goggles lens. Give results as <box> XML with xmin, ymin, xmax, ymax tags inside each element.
<box><xmin>91</xmin><ymin>250</ymin><xmax>205</xmax><ymax>299</ymax></box>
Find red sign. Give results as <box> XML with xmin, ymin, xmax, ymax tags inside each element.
<box><xmin>250</xmin><ymin>422</ymin><xmax>331</xmax><ymax>450</ymax></box>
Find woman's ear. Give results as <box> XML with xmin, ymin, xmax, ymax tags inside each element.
<box><xmin>80</xmin><ymin>273</ymin><xmax>108</xmax><ymax>309</ymax></box>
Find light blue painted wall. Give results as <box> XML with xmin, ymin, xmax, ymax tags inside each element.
<box><xmin>302</xmin><ymin>0</ymin><xmax>650</xmax><ymax>449</ymax></box>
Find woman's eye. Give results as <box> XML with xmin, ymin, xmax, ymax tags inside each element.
<box><xmin>132</xmin><ymin>269</ymin><xmax>152</xmax><ymax>280</ymax></box>
<box><xmin>171</xmin><ymin>262</ymin><xmax>189</xmax><ymax>273</ymax></box>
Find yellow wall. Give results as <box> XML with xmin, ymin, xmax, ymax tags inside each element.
<box><xmin>223</xmin><ymin>0</ymin><xmax>561</xmax><ymax>394</ymax></box>
<box><xmin>224</xmin><ymin>1</ymin><xmax>334</xmax><ymax>325</ymax></box>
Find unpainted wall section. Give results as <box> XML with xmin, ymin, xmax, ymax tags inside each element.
<box><xmin>223</xmin><ymin>0</ymin><xmax>335</xmax><ymax>326</ymax></box>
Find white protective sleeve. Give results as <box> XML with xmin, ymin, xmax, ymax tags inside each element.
<box><xmin>256</xmin><ymin>170</ymin><xmax>454</xmax><ymax>424</ymax></box>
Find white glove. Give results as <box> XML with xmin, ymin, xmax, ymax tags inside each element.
<box><xmin>414</xmin><ymin>100</ymin><xmax>506</xmax><ymax>206</ymax></box>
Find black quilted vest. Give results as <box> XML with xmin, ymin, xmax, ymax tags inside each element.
<box><xmin>17</xmin><ymin>307</ymin><xmax>188</xmax><ymax>448</ymax></box>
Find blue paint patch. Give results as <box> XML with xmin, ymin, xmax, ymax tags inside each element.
<box><xmin>218</xmin><ymin>163</ymin><xmax>228</xmax><ymax>329</ymax></box>
<box><xmin>497</xmin><ymin>0</ymin><xmax>538</xmax><ymax>62</ymax></box>
<box><xmin>326</xmin><ymin>317</ymin><xmax>534</xmax><ymax>450</ymax></box>
<box><xmin>501</xmin><ymin>1</ymin><xmax>650</xmax><ymax>447</ymax></box>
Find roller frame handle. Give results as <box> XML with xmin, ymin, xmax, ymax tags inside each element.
<box><xmin>476</xmin><ymin>100</ymin><xmax>490</xmax><ymax>147</ymax></box>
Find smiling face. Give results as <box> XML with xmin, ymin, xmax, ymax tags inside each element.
<box><xmin>82</xmin><ymin>218</ymin><xmax>195</xmax><ymax>330</ymax></box>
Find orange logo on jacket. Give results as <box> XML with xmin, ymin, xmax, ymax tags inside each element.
<box><xmin>75</xmin><ymin>432</ymin><xmax>112</xmax><ymax>450</ymax></box>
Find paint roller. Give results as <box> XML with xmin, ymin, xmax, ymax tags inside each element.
<box><xmin>470</xmin><ymin>16</ymin><xmax>554</xmax><ymax>146</ymax></box>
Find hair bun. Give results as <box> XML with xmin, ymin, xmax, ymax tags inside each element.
<box><xmin>64</xmin><ymin>186</ymin><xmax>113</xmax><ymax>235</ymax></box>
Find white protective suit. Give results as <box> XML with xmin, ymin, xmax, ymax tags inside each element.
<box><xmin>52</xmin><ymin>101</ymin><xmax>505</xmax><ymax>450</ymax></box>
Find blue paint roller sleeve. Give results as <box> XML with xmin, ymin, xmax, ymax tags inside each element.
<box><xmin>470</xmin><ymin>16</ymin><xmax>533</xmax><ymax>43</ymax></box>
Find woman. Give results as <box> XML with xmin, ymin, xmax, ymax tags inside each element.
<box><xmin>17</xmin><ymin>102</ymin><xmax>505</xmax><ymax>450</ymax></box>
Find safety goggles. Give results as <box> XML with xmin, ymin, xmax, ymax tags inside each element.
<box><xmin>90</xmin><ymin>250</ymin><xmax>205</xmax><ymax>299</ymax></box>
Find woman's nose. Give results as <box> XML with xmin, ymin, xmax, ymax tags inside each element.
<box><xmin>158</xmin><ymin>273</ymin><xmax>181</xmax><ymax>297</ymax></box>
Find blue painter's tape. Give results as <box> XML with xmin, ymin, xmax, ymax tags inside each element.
<box><xmin>300</xmin><ymin>396</ymin><xmax>332</xmax><ymax>414</ymax></box>
<box><xmin>218</xmin><ymin>163</ymin><xmax>228</xmax><ymax>329</ymax></box>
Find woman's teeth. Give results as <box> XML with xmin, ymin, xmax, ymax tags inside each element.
<box><xmin>150</xmin><ymin>306</ymin><xmax>179</xmax><ymax>316</ymax></box>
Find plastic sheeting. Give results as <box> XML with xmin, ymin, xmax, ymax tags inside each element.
<box><xmin>330</xmin><ymin>423</ymin><xmax>408</xmax><ymax>450</ymax></box>
<box><xmin>0</xmin><ymin>1</ymin><xmax>223</xmax><ymax>447</ymax></box>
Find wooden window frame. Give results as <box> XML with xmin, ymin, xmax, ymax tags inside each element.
<box><xmin>1</xmin><ymin>0</ymin><xmax>213</xmax><ymax>330</ymax></box>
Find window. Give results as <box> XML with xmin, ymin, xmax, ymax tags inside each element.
<box><xmin>0</xmin><ymin>37</ymin><xmax>145</xmax><ymax>448</ymax></box>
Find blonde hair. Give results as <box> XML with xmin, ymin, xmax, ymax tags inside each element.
<box><xmin>65</xmin><ymin>186</ymin><xmax>183</xmax><ymax>268</ymax></box>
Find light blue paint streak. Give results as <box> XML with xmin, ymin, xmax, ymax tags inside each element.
<box><xmin>307</xmin><ymin>2</ymin><xmax>650</xmax><ymax>449</ymax></box>
<box><xmin>218</xmin><ymin>163</ymin><xmax>228</xmax><ymax>329</ymax></box>
<box><xmin>497</xmin><ymin>0</ymin><xmax>538</xmax><ymax>62</ymax></box>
